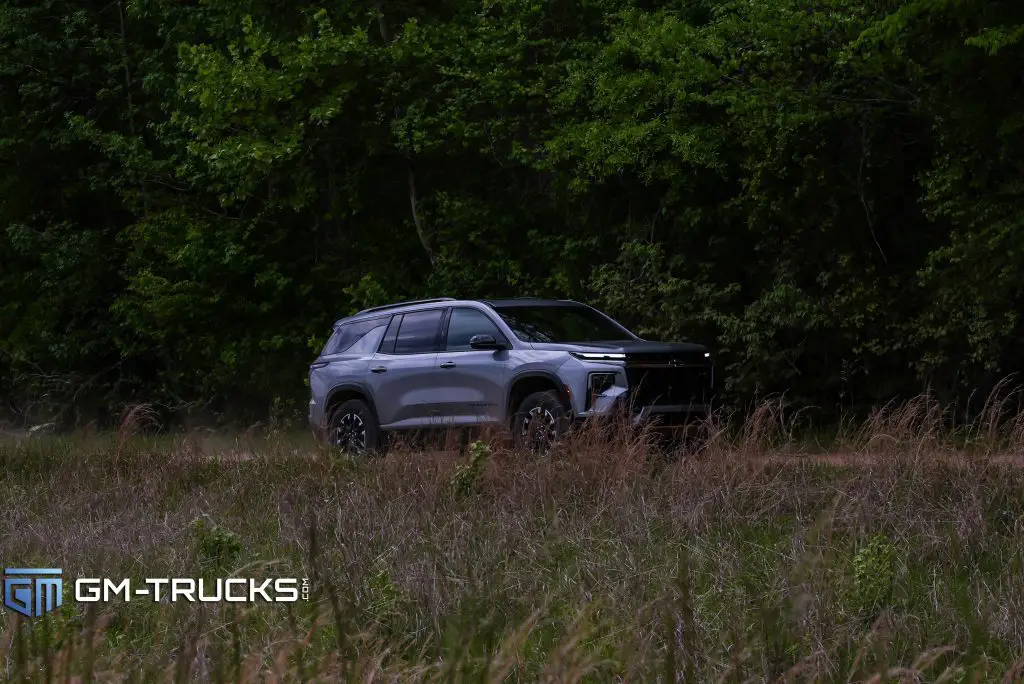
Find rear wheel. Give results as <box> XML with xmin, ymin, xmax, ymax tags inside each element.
<box><xmin>326</xmin><ymin>399</ymin><xmax>381</xmax><ymax>455</ymax></box>
<box><xmin>512</xmin><ymin>390</ymin><xmax>569</xmax><ymax>454</ymax></box>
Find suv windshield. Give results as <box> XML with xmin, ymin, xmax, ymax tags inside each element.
<box><xmin>491</xmin><ymin>304</ymin><xmax>634</xmax><ymax>343</ymax></box>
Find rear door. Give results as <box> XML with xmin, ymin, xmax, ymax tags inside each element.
<box><xmin>367</xmin><ymin>309</ymin><xmax>445</xmax><ymax>429</ymax></box>
<box><xmin>433</xmin><ymin>306</ymin><xmax>512</xmax><ymax>426</ymax></box>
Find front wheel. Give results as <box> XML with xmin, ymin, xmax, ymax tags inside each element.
<box><xmin>326</xmin><ymin>399</ymin><xmax>381</xmax><ymax>455</ymax></box>
<box><xmin>512</xmin><ymin>391</ymin><xmax>569</xmax><ymax>454</ymax></box>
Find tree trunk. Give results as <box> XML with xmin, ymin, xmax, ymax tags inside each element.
<box><xmin>377</xmin><ymin>7</ymin><xmax>435</xmax><ymax>266</ymax></box>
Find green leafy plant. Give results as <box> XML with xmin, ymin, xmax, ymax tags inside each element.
<box><xmin>190</xmin><ymin>515</ymin><xmax>244</xmax><ymax>573</ymax></box>
<box><xmin>848</xmin><ymin>533</ymin><xmax>897</xmax><ymax>619</ymax></box>
<box><xmin>449</xmin><ymin>440</ymin><xmax>491</xmax><ymax>499</ymax></box>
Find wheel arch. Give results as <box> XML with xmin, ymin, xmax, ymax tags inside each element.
<box><xmin>506</xmin><ymin>371</ymin><xmax>572</xmax><ymax>422</ymax></box>
<box><xmin>324</xmin><ymin>383</ymin><xmax>380</xmax><ymax>425</ymax></box>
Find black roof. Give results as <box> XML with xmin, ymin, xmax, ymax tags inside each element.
<box><xmin>480</xmin><ymin>298</ymin><xmax>579</xmax><ymax>308</ymax></box>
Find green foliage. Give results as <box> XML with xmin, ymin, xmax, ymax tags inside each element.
<box><xmin>363</xmin><ymin>562</ymin><xmax>407</xmax><ymax>632</ymax></box>
<box><xmin>3</xmin><ymin>0</ymin><xmax>1024</xmax><ymax>423</ymax></box>
<box><xmin>449</xmin><ymin>440</ymin><xmax>491</xmax><ymax>499</ymax></box>
<box><xmin>848</xmin><ymin>534</ymin><xmax>897</xmax><ymax>619</ymax></box>
<box><xmin>190</xmin><ymin>515</ymin><xmax>245</xmax><ymax>573</ymax></box>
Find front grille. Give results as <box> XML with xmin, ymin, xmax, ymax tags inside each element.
<box><xmin>623</xmin><ymin>350</ymin><xmax>708</xmax><ymax>367</ymax></box>
<box><xmin>624</xmin><ymin>355</ymin><xmax>713</xmax><ymax>407</ymax></box>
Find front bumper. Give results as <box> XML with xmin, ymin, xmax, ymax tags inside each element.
<box><xmin>309</xmin><ymin>397</ymin><xmax>325</xmax><ymax>434</ymax></box>
<box><xmin>629</xmin><ymin>403</ymin><xmax>711</xmax><ymax>427</ymax></box>
<box><xmin>575</xmin><ymin>400</ymin><xmax>711</xmax><ymax>426</ymax></box>
<box><xmin>568</xmin><ymin>357</ymin><xmax>714</xmax><ymax>421</ymax></box>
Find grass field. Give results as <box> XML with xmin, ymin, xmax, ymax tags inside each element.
<box><xmin>3</xmin><ymin>396</ymin><xmax>1024</xmax><ymax>682</ymax></box>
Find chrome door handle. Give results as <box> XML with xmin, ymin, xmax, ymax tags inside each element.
<box><xmin>371</xmin><ymin>366</ymin><xmax>387</xmax><ymax>374</ymax></box>
<box><xmin>439</xmin><ymin>361</ymin><xmax>456</xmax><ymax>369</ymax></box>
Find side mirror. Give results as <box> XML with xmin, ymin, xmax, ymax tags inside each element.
<box><xmin>469</xmin><ymin>334</ymin><xmax>506</xmax><ymax>350</ymax></box>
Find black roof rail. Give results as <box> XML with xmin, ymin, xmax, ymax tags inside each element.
<box><xmin>354</xmin><ymin>297</ymin><xmax>456</xmax><ymax>316</ymax></box>
<box><xmin>499</xmin><ymin>296</ymin><xmax>576</xmax><ymax>301</ymax></box>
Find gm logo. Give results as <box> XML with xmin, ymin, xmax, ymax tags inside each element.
<box><xmin>3</xmin><ymin>568</ymin><xmax>63</xmax><ymax>617</ymax></box>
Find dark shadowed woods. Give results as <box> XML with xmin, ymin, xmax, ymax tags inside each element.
<box><xmin>2</xmin><ymin>0</ymin><xmax>1024</xmax><ymax>426</ymax></box>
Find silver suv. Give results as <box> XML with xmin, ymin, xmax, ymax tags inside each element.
<box><xmin>308</xmin><ymin>297</ymin><xmax>714</xmax><ymax>452</ymax></box>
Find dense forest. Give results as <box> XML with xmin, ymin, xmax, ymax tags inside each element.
<box><xmin>1</xmin><ymin>0</ymin><xmax>1022</xmax><ymax>426</ymax></box>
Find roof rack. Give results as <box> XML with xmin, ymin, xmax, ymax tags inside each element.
<box><xmin>481</xmin><ymin>297</ymin><xmax>579</xmax><ymax>305</ymax></box>
<box><xmin>354</xmin><ymin>297</ymin><xmax>456</xmax><ymax>316</ymax></box>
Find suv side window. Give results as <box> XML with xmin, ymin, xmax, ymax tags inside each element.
<box><xmin>321</xmin><ymin>328</ymin><xmax>343</xmax><ymax>356</ymax></box>
<box><xmin>445</xmin><ymin>308</ymin><xmax>507</xmax><ymax>351</ymax></box>
<box><xmin>378</xmin><ymin>314</ymin><xmax>401</xmax><ymax>354</ymax></box>
<box><xmin>393</xmin><ymin>309</ymin><xmax>444</xmax><ymax>354</ymax></box>
<box><xmin>326</xmin><ymin>317</ymin><xmax>390</xmax><ymax>355</ymax></box>
<box><xmin>346</xmin><ymin>320</ymin><xmax>390</xmax><ymax>355</ymax></box>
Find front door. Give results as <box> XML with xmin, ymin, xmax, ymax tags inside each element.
<box><xmin>433</xmin><ymin>307</ymin><xmax>512</xmax><ymax>426</ymax></box>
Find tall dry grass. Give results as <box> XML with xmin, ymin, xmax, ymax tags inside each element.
<box><xmin>2</xmin><ymin>391</ymin><xmax>1024</xmax><ymax>681</ymax></box>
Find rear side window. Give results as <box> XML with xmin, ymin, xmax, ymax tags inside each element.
<box><xmin>346</xmin><ymin>321</ymin><xmax>389</xmax><ymax>355</ymax></box>
<box><xmin>326</xmin><ymin>317</ymin><xmax>390</xmax><ymax>355</ymax></box>
<box><xmin>394</xmin><ymin>309</ymin><xmax>444</xmax><ymax>354</ymax></box>
<box><xmin>378</xmin><ymin>315</ymin><xmax>401</xmax><ymax>354</ymax></box>
<box><xmin>321</xmin><ymin>328</ymin><xmax>344</xmax><ymax>356</ymax></box>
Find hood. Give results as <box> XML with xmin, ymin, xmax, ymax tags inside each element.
<box><xmin>528</xmin><ymin>339</ymin><xmax>711</xmax><ymax>355</ymax></box>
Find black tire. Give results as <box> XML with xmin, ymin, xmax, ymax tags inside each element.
<box><xmin>326</xmin><ymin>399</ymin><xmax>381</xmax><ymax>455</ymax></box>
<box><xmin>512</xmin><ymin>390</ymin><xmax>569</xmax><ymax>454</ymax></box>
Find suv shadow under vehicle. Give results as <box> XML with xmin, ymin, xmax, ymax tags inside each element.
<box><xmin>308</xmin><ymin>297</ymin><xmax>715</xmax><ymax>453</ymax></box>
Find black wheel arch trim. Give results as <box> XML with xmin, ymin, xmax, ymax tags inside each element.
<box><xmin>325</xmin><ymin>383</ymin><xmax>381</xmax><ymax>426</ymax></box>
<box><xmin>507</xmin><ymin>371</ymin><xmax>572</xmax><ymax>417</ymax></box>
